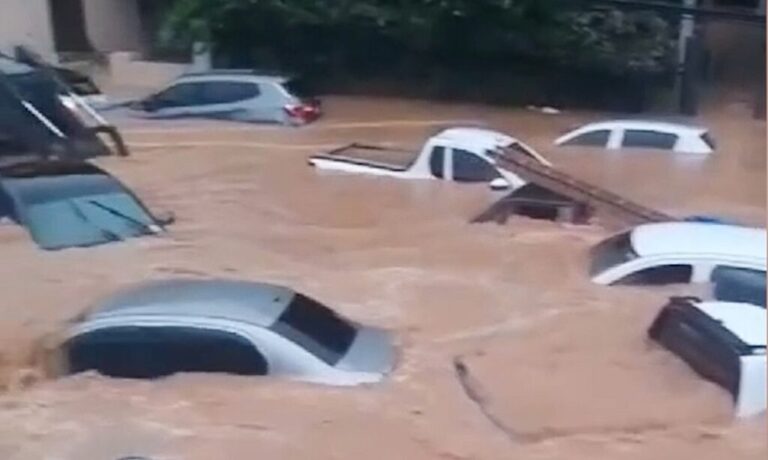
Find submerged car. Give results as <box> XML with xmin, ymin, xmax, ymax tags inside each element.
<box><xmin>56</xmin><ymin>279</ymin><xmax>396</xmax><ymax>386</ymax></box>
<box><xmin>555</xmin><ymin>120</ymin><xmax>715</xmax><ymax>154</ymax></box>
<box><xmin>590</xmin><ymin>222</ymin><xmax>766</xmax><ymax>285</ymax></box>
<box><xmin>649</xmin><ymin>297</ymin><xmax>766</xmax><ymax>418</ymax></box>
<box><xmin>132</xmin><ymin>70</ymin><xmax>321</xmax><ymax>126</ymax></box>
<box><xmin>0</xmin><ymin>160</ymin><xmax>167</xmax><ymax>250</ymax></box>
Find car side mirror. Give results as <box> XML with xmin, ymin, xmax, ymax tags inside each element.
<box><xmin>489</xmin><ymin>178</ymin><xmax>511</xmax><ymax>191</ymax></box>
<box><xmin>137</xmin><ymin>97</ymin><xmax>159</xmax><ymax>112</ymax></box>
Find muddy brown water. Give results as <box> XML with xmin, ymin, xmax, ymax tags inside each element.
<box><xmin>0</xmin><ymin>97</ymin><xmax>764</xmax><ymax>459</ymax></box>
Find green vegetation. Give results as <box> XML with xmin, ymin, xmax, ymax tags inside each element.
<box><xmin>162</xmin><ymin>0</ymin><xmax>675</xmax><ymax>74</ymax></box>
<box><xmin>160</xmin><ymin>0</ymin><xmax>677</xmax><ymax>110</ymax></box>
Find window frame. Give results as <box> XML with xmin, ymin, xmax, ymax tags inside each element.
<box><xmin>563</xmin><ymin>129</ymin><xmax>612</xmax><ymax>147</ymax></box>
<box><xmin>614</xmin><ymin>263</ymin><xmax>694</xmax><ymax>286</ymax></box>
<box><xmin>450</xmin><ymin>148</ymin><xmax>501</xmax><ymax>183</ymax></box>
<box><xmin>198</xmin><ymin>80</ymin><xmax>261</xmax><ymax>105</ymax></box>
<box><xmin>620</xmin><ymin>129</ymin><xmax>679</xmax><ymax>150</ymax></box>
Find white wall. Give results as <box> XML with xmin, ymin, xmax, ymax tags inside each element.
<box><xmin>0</xmin><ymin>0</ymin><xmax>56</xmax><ymax>60</ymax></box>
<box><xmin>82</xmin><ymin>0</ymin><xmax>143</xmax><ymax>53</ymax></box>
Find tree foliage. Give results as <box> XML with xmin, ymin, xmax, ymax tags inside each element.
<box><xmin>162</xmin><ymin>0</ymin><xmax>675</xmax><ymax>75</ymax></box>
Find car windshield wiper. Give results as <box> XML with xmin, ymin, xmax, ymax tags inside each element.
<box><xmin>86</xmin><ymin>199</ymin><xmax>158</xmax><ymax>235</ymax></box>
<box><xmin>68</xmin><ymin>200</ymin><xmax>123</xmax><ymax>243</ymax></box>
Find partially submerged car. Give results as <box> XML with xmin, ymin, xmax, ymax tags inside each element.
<box><xmin>590</xmin><ymin>222</ymin><xmax>766</xmax><ymax>285</ymax></box>
<box><xmin>309</xmin><ymin>127</ymin><xmax>551</xmax><ymax>190</ymax></box>
<box><xmin>131</xmin><ymin>70</ymin><xmax>321</xmax><ymax>125</ymax></box>
<box><xmin>649</xmin><ymin>297</ymin><xmax>766</xmax><ymax>418</ymax></box>
<box><xmin>54</xmin><ymin>279</ymin><xmax>396</xmax><ymax>386</ymax></box>
<box><xmin>0</xmin><ymin>160</ymin><xmax>167</xmax><ymax>250</ymax></box>
<box><xmin>555</xmin><ymin>120</ymin><xmax>715</xmax><ymax>154</ymax></box>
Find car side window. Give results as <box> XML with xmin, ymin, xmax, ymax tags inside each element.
<box><xmin>452</xmin><ymin>149</ymin><xmax>500</xmax><ymax>182</ymax></box>
<box><xmin>200</xmin><ymin>81</ymin><xmax>260</xmax><ymax>105</ymax></box>
<box><xmin>65</xmin><ymin>326</ymin><xmax>268</xmax><ymax>378</ymax></box>
<box><xmin>429</xmin><ymin>146</ymin><xmax>445</xmax><ymax>178</ymax></box>
<box><xmin>616</xmin><ymin>264</ymin><xmax>693</xmax><ymax>285</ymax></box>
<box><xmin>712</xmin><ymin>266</ymin><xmax>766</xmax><ymax>307</ymax></box>
<box><xmin>152</xmin><ymin>83</ymin><xmax>202</xmax><ymax>108</ymax></box>
<box><xmin>563</xmin><ymin>130</ymin><xmax>610</xmax><ymax>147</ymax></box>
<box><xmin>622</xmin><ymin>130</ymin><xmax>678</xmax><ymax>149</ymax></box>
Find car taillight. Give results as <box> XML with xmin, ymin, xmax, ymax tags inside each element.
<box><xmin>284</xmin><ymin>102</ymin><xmax>320</xmax><ymax>122</ymax></box>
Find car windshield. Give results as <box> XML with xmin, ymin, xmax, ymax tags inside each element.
<box><xmin>589</xmin><ymin>231</ymin><xmax>638</xmax><ymax>276</ymax></box>
<box><xmin>9</xmin><ymin>174</ymin><xmax>157</xmax><ymax>249</ymax></box>
<box><xmin>270</xmin><ymin>293</ymin><xmax>357</xmax><ymax>365</ymax></box>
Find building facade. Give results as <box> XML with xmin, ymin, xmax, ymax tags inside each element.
<box><xmin>0</xmin><ymin>0</ymin><xmax>164</xmax><ymax>62</ymax></box>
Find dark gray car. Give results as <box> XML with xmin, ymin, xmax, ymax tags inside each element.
<box><xmin>59</xmin><ymin>279</ymin><xmax>396</xmax><ymax>386</ymax></box>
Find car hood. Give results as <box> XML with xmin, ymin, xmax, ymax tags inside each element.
<box><xmin>334</xmin><ymin>326</ymin><xmax>396</xmax><ymax>375</ymax></box>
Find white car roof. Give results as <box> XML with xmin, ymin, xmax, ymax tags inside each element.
<box><xmin>435</xmin><ymin>128</ymin><xmax>519</xmax><ymax>149</ymax></box>
<box><xmin>630</xmin><ymin>222</ymin><xmax>767</xmax><ymax>263</ymax></box>
<box><xmin>694</xmin><ymin>301</ymin><xmax>767</xmax><ymax>347</ymax></box>
<box><xmin>176</xmin><ymin>73</ymin><xmax>289</xmax><ymax>85</ymax></box>
<box><xmin>574</xmin><ymin>119</ymin><xmax>707</xmax><ymax>135</ymax></box>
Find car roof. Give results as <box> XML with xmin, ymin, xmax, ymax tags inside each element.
<box><xmin>693</xmin><ymin>301</ymin><xmax>766</xmax><ymax>347</ymax></box>
<box><xmin>576</xmin><ymin>119</ymin><xmax>707</xmax><ymax>135</ymax></box>
<box><xmin>175</xmin><ymin>71</ymin><xmax>290</xmax><ymax>85</ymax></box>
<box><xmin>630</xmin><ymin>222</ymin><xmax>767</xmax><ymax>262</ymax></box>
<box><xmin>85</xmin><ymin>279</ymin><xmax>297</xmax><ymax>327</ymax></box>
<box><xmin>435</xmin><ymin>127</ymin><xmax>520</xmax><ymax>149</ymax></box>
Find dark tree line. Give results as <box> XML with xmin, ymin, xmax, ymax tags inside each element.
<box><xmin>160</xmin><ymin>0</ymin><xmax>678</xmax><ymax>109</ymax></box>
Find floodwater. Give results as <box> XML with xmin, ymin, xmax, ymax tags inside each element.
<box><xmin>0</xmin><ymin>96</ymin><xmax>764</xmax><ymax>459</ymax></box>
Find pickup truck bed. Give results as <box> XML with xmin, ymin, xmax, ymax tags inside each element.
<box><xmin>311</xmin><ymin>143</ymin><xmax>417</xmax><ymax>172</ymax></box>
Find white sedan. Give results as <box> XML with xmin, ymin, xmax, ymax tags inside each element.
<box><xmin>556</xmin><ymin>120</ymin><xmax>715</xmax><ymax>154</ymax></box>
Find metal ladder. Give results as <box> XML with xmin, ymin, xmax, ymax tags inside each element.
<box><xmin>492</xmin><ymin>148</ymin><xmax>674</xmax><ymax>227</ymax></box>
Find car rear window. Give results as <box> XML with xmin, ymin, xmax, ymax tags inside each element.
<box><xmin>589</xmin><ymin>231</ymin><xmax>638</xmax><ymax>276</ymax></box>
<box><xmin>270</xmin><ymin>294</ymin><xmax>357</xmax><ymax>365</ymax></box>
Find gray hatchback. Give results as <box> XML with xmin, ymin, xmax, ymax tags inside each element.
<box><xmin>56</xmin><ymin>279</ymin><xmax>396</xmax><ymax>386</ymax></box>
<box><xmin>133</xmin><ymin>71</ymin><xmax>322</xmax><ymax>125</ymax></box>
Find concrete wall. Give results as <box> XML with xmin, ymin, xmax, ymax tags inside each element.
<box><xmin>108</xmin><ymin>51</ymin><xmax>188</xmax><ymax>88</ymax></box>
<box><xmin>0</xmin><ymin>0</ymin><xmax>56</xmax><ymax>60</ymax></box>
<box><xmin>82</xmin><ymin>0</ymin><xmax>143</xmax><ymax>53</ymax></box>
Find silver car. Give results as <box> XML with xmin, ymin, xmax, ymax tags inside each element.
<box><xmin>133</xmin><ymin>71</ymin><xmax>321</xmax><ymax>125</ymax></box>
<box><xmin>57</xmin><ymin>279</ymin><xmax>395</xmax><ymax>386</ymax></box>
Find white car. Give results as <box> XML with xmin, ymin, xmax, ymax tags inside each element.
<box><xmin>590</xmin><ymin>222</ymin><xmax>766</xmax><ymax>285</ymax></box>
<box><xmin>649</xmin><ymin>297</ymin><xmax>766</xmax><ymax>418</ymax></box>
<box><xmin>555</xmin><ymin>120</ymin><xmax>715</xmax><ymax>154</ymax></box>
<box><xmin>56</xmin><ymin>279</ymin><xmax>396</xmax><ymax>386</ymax></box>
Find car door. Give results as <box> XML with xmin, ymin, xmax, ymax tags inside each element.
<box><xmin>65</xmin><ymin>325</ymin><xmax>268</xmax><ymax>378</ymax></box>
<box><xmin>196</xmin><ymin>80</ymin><xmax>264</xmax><ymax>121</ymax></box>
<box><xmin>145</xmin><ymin>82</ymin><xmax>203</xmax><ymax>119</ymax></box>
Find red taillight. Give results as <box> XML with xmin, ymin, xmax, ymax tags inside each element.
<box><xmin>284</xmin><ymin>102</ymin><xmax>320</xmax><ymax>122</ymax></box>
